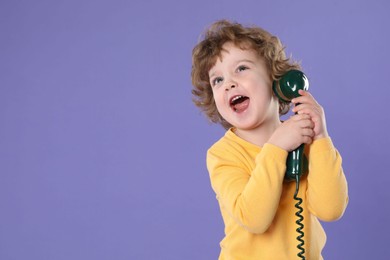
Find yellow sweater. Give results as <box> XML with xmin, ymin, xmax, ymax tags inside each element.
<box><xmin>207</xmin><ymin>129</ymin><xmax>348</xmax><ymax>260</ymax></box>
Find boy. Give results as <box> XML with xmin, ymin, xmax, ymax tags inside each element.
<box><xmin>191</xmin><ymin>20</ymin><xmax>348</xmax><ymax>259</ymax></box>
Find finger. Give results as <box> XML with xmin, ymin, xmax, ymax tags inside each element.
<box><xmin>300</xmin><ymin>119</ymin><xmax>315</xmax><ymax>129</ymax></box>
<box><xmin>293</xmin><ymin>105</ymin><xmax>321</xmax><ymax>118</ymax></box>
<box><xmin>298</xmin><ymin>89</ymin><xmax>315</xmax><ymax>99</ymax></box>
<box><xmin>291</xmin><ymin>96</ymin><xmax>315</xmax><ymax>106</ymax></box>
<box><xmin>292</xmin><ymin>91</ymin><xmax>319</xmax><ymax>105</ymax></box>
<box><xmin>301</xmin><ymin>128</ymin><xmax>315</xmax><ymax>137</ymax></box>
<box><xmin>301</xmin><ymin>136</ymin><xmax>313</xmax><ymax>145</ymax></box>
<box><xmin>292</xmin><ymin>103</ymin><xmax>314</xmax><ymax>113</ymax></box>
<box><xmin>298</xmin><ymin>89</ymin><xmax>309</xmax><ymax>96</ymax></box>
<box><xmin>290</xmin><ymin>113</ymin><xmax>311</xmax><ymax>121</ymax></box>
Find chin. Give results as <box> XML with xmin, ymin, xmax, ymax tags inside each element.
<box><xmin>228</xmin><ymin>119</ymin><xmax>261</xmax><ymax>131</ymax></box>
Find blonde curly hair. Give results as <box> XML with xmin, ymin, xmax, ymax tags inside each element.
<box><xmin>191</xmin><ymin>20</ymin><xmax>301</xmax><ymax>129</ymax></box>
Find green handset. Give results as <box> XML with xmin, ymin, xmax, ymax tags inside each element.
<box><xmin>272</xmin><ymin>70</ymin><xmax>310</xmax><ymax>260</ymax></box>
<box><xmin>272</xmin><ymin>70</ymin><xmax>309</xmax><ymax>181</ymax></box>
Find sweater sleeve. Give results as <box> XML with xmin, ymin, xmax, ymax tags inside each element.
<box><xmin>207</xmin><ymin>143</ymin><xmax>288</xmax><ymax>234</ymax></box>
<box><xmin>306</xmin><ymin>137</ymin><xmax>349</xmax><ymax>221</ymax></box>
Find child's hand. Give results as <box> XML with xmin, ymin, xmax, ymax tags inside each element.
<box><xmin>268</xmin><ymin>113</ymin><xmax>315</xmax><ymax>152</ymax></box>
<box><xmin>291</xmin><ymin>90</ymin><xmax>329</xmax><ymax>140</ymax></box>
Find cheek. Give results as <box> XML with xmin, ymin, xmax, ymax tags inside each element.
<box><xmin>256</xmin><ymin>86</ymin><xmax>274</xmax><ymax>108</ymax></box>
<box><xmin>212</xmin><ymin>89</ymin><xmax>225</xmax><ymax>109</ymax></box>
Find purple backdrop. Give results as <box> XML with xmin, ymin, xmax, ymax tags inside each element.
<box><xmin>1</xmin><ymin>0</ymin><xmax>389</xmax><ymax>259</ymax></box>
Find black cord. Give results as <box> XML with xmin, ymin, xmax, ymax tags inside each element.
<box><xmin>294</xmin><ymin>174</ymin><xmax>305</xmax><ymax>259</ymax></box>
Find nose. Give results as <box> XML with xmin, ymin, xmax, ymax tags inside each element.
<box><xmin>225</xmin><ymin>82</ymin><xmax>237</xmax><ymax>91</ymax></box>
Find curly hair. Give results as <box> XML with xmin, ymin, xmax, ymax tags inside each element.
<box><xmin>191</xmin><ymin>20</ymin><xmax>301</xmax><ymax>129</ymax></box>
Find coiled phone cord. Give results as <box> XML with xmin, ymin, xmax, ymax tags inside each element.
<box><xmin>294</xmin><ymin>174</ymin><xmax>305</xmax><ymax>260</ymax></box>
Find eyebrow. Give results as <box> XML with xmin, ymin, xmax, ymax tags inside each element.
<box><xmin>238</xmin><ymin>59</ymin><xmax>256</xmax><ymax>65</ymax></box>
<box><xmin>209</xmin><ymin>71</ymin><xmax>217</xmax><ymax>80</ymax></box>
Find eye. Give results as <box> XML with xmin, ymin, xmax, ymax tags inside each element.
<box><xmin>237</xmin><ymin>65</ymin><xmax>249</xmax><ymax>72</ymax></box>
<box><xmin>211</xmin><ymin>76</ymin><xmax>223</xmax><ymax>87</ymax></box>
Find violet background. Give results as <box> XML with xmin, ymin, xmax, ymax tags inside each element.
<box><xmin>1</xmin><ymin>0</ymin><xmax>389</xmax><ymax>259</ymax></box>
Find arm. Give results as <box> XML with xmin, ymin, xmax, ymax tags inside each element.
<box><xmin>207</xmin><ymin>143</ymin><xmax>287</xmax><ymax>234</ymax></box>
<box><xmin>292</xmin><ymin>90</ymin><xmax>348</xmax><ymax>221</ymax></box>
<box><xmin>306</xmin><ymin>137</ymin><xmax>349</xmax><ymax>221</ymax></box>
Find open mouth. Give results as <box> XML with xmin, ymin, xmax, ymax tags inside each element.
<box><xmin>230</xmin><ymin>95</ymin><xmax>250</xmax><ymax>113</ymax></box>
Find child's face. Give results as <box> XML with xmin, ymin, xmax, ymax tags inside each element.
<box><xmin>208</xmin><ymin>42</ymin><xmax>279</xmax><ymax>131</ymax></box>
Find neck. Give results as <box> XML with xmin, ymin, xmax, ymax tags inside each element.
<box><xmin>234</xmin><ymin>116</ymin><xmax>281</xmax><ymax>147</ymax></box>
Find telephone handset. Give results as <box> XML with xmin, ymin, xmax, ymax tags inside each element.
<box><xmin>272</xmin><ymin>69</ymin><xmax>309</xmax><ymax>181</ymax></box>
<box><xmin>272</xmin><ymin>70</ymin><xmax>310</xmax><ymax>260</ymax></box>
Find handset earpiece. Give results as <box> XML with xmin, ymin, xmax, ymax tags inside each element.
<box><xmin>273</xmin><ymin>70</ymin><xmax>309</xmax><ymax>181</ymax></box>
<box><xmin>272</xmin><ymin>70</ymin><xmax>309</xmax><ymax>102</ymax></box>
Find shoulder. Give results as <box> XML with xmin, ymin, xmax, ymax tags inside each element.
<box><xmin>207</xmin><ymin>129</ymin><xmax>261</xmax><ymax>172</ymax></box>
<box><xmin>207</xmin><ymin>131</ymin><xmax>234</xmax><ymax>160</ymax></box>
<box><xmin>207</xmin><ymin>129</ymin><xmax>254</xmax><ymax>158</ymax></box>
<box><xmin>206</xmin><ymin>130</ymin><xmax>252</xmax><ymax>178</ymax></box>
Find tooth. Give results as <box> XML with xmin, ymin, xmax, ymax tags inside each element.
<box><xmin>233</xmin><ymin>96</ymin><xmax>243</xmax><ymax>102</ymax></box>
